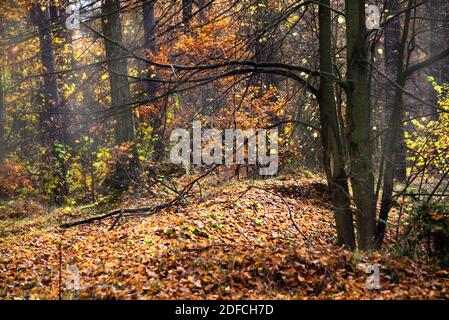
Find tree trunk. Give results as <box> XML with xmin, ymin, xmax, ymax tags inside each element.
<box><xmin>344</xmin><ymin>0</ymin><xmax>376</xmax><ymax>250</ymax></box>
<box><xmin>182</xmin><ymin>0</ymin><xmax>193</xmax><ymax>28</ymax></box>
<box><xmin>377</xmin><ymin>1</ymin><xmax>413</xmax><ymax>248</ymax></box>
<box><xmin>384</xmin><ymin>0</ymin><xmax>406</xmax><ymax>182</ymax></box>
<box><xmin>428</xmin><ymin>0</ymin><xmax>449</xmax><ymax>107</ymax></box>
<box><xmin>101</xmin><ymin>0</ymin><xmax>139</xmax><ymax>188</ymax></box>
<box><xmin>31</xmin><ymin>5</ymin><xmax>67</xmax><ymax>147</ymax></box>
<box><xmin>196</xmin><ymin>0</ymin><xmax>207</xmax><ymax>21</ymax></box>
<box><xmin>318</xmin><ymin>0</ymin><xmax>355</xmax><ymax>250</ymax></box>
<box><xmin>142</xmin><ymin>0</ymin><xmax>164</xmax><ymax>162</ymax></box>
<box><xmin>253</xmin><ymin>0</ymin><xmax>279</xmax><ymax>90</ymax></box>
<box><xmin>0</xmin><ymin>63</ymin><xmax>5</xmax><ymax>162</ymax></box>
<box><xmin>143</xmin><ymin>0</ymin><xmax>158</xmax><ymax>96</ymax></box>
<box><xmin>0</xmin><ymin>21</ymin><xmax>4</xmax><ymax>161</ymax></box>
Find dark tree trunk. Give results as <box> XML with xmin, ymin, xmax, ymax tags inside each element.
<box><xmin>344</xmin><ymin>0</ymin><xmax>376</xmax><ymax>250</ymax></box>
<box><xmin>377</xmin><ymin>0</ymin><xmax>413</xmax><ymax>248</ymax></box>
<box><xmin>31</xmin><ymin>4</ymin><xmax>69</xmax><ymax>202</ymax></box>
<box><xmin>101</xmin><ymin>0</ymin><xmax>139</xmax><ymax>188</ymax></box>
<box><xmin>428</xmin><ymin>0</ymin><xmax>449</xmax><ymax>105</ymax></box>
<box><xmin>253</xmin><ymin>0</ymin><xmax>279</xmax><ymax>90</ymax></box>
<box><xmin>196</xmin><ymin>0</ymin><xmax>207</xmax><ymax>21</ymax></box>
<box><xmin>318</xmin><ymin>0</ymin><xmax>355</xmax><ymax>249</ymax></box>
<box><xmin>182</xmin><ymin>0</ymin><xmax>193</xmax><ymax>28</ymax></box>
<box><xmin>377</xmin><ymin>1</ymin><xmax>449</xmax><ymax>247</ymax></box>
<box><xmin>0</xmin><ymin>63</ymin><xmax>4</xmax><ymax>162</ymax></box>
<box><xmin>142</xmin><ymin>0</ymin><xmax>165</xmax><ymax>162</ymax></box>
<box><xmin>50</xmin><ymin>1</ymin><xmax>77</xmax><ymax>144</ymax></box>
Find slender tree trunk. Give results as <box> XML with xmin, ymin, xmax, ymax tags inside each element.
<box><xmin>317</xmin><ymin>0</ymin><xmax>355</xmax><ymax>249</ymax></box>
<box><xmin>384</xmin><ymin>0</ymin><xmax>406</xmax><ymax>182</ymax></box>
<box><xmin>377</xmin><ymin>0</ymin><xmax>413</xmax><ymax>248</ymax></box>
<box><xmin>0</xmin><ymin>64</ymin><xmax>5</xmax><ymax>162</ymax></box>
<box><xmin>31</xmin><ymin>5</ymin><xmax>67</xmax><ymax>147</ymax></box>
<box><xmin>31</xmin><ymin>4</ymin><xmax>69</xmax><ymax>202</ymax></box>
<box><xmin>51</xmin><ymin>1</ymin><xmax>77</xmax><ymax>145</ymax></box>
<box><xmin>143</xmin><ymin>0</ymin><xmax>158</xmax><ymax>96</ymax></box>
<box><xmin>101</xmin><ymin>0</ymin><xmax>139</xmax><ymax>188</ymax></box>
<box><xmin>428</xmin><ymin>0</ymin><xmax>449</xmax><ymax>104</ymax></box>
<box><xmin>253</xmin><ymin>0</ymin><xmax>279</xmax><ymax>90</ymax></box>
<box><xmin>182</xmin><ymin>0</ymin><xmax>193</xmax><ymax>28</ymax></box>
<box><xmin>344</xmin><ymin>0</ymin><xmax>376</xmax><ymax>250</ymax></box>
<box><xmin>196</xmin><ymin>0</ymin><xmax>207</xmax><ymax>21</ymax></box>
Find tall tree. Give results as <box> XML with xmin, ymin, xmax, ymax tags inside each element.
<box><xmin>31</xmin><ymin>4</ymin><xmax>67</xmax><ymax>148</ymax></box>
<box><xmin>384</xmin><ymin>0</ymin><xmax>406</xmax><ymax>182</ymax></box>
<box><xmin>182</xmin><ymin>0</ymin><xmax>193</xmax><ymax>28</ymax></box>
<box><xmin>253</xmin><ymin>0</ymin><xmax>280</xmax><ymax>91</ymax></box>
<box><xmin>0</xmin><ymin>20</ymin><xmax>4</xmax><ymax>162</ymax></box>
<box><xmin>318</xmin><ymin>0</ymin><xmax>355</xmax><ymax>249</ymax></box>
<box><xmin>428</xmin><ymin>0</ymin><xmax>449</xmax><ymax>109</ymax></box>
<box><xmin>196</xmin><ymin>0</ymin><xmax>207</xmax><ymax>21</ymax></box>
<box><xmin>377</xmin><ymin>0</ymin><xmax>449</xmax><ymax>247</ymax></box>
<box><xmin>143</xmin><ymin>0</ymin><xmax>158</xmax><ymax>98</ymax></box>
<box><xmin>101</xmin><ymin>0</ymin><xmax>139</xmax><ymax>187</ymax></box>
<box><xmin>344</xmin><ymin>0</ymin><xmax>376</xmax><ymax>250</ymax></box>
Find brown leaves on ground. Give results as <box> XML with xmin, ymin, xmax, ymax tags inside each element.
<box><xmin>0</xmin><ymin>175</ymin><xmax>448</xmax><ymax>299</ymax></box>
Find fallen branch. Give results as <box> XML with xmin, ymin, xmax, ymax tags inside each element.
<box><xmin>250</xmin><ymin>186</ymin><xmax>310</xmax><ymax>245</ymax></box>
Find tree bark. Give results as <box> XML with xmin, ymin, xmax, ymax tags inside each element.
<box><xmin>142</xmin><ymin>0</ymin><xmax>165</xmax><ymax>162</ymax></box>
<box><xmin>378</xmin><ymin>0</ymin><xmax>412</xmax><ymax>248</ymax></box>
<box><xmin>143</xmin><ymin>0</ymin><xmax>158</xmax><ymax>93</ymax></box>
<box><xmin>428</xmin><ymin>0</ymin><xmax>449</xmax><ymax>113</ymax></box>
<box><xmin>318</xmin><ymin>0</ymin><xmax>355</xmax><ymax>250</ymax></box>
<box><xmin>196</xmin><ymin>0</ymin><xmax>207</xmax><ymax>21</ymax></box>
<box><xmin>0</xmin><ymin>20</ymin><xmax>4</xmax><ymax>161</ymax></box>
<box><xmin>378</xmin><ymin>77</ymin><xmax>406</xmax><ymax>248</ymax></box>
<box><xmin>101</xmin><ymin>0</ymin><xmax>139</xmax><ymax>188</ymax></box>
<box><xmin>344</xmin><ymin>0</ymin><xmax>376</xmax><ymax>250</ymax></box>
<box><xmin>182</xmin><ymin>0</ymin><xmax>193</xmax><ymax>28</ymax></box>
<box><xmin>377</xmin><ymin>1</ymin><xmax>449</xmax><ymax>247</ymax></box>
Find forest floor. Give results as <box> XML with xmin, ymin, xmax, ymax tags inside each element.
<box><xmin>0</xmin><ymin>173</ymin><xmax>448</xmax><ymax>299</ymax></box>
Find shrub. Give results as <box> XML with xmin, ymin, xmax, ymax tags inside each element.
<box><xmin>0</xmin><ymin>159</ymin><xmax>32</xmax><ymax>199</ymax></box>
